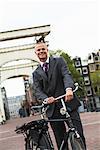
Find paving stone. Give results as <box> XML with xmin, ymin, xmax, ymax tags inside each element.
<box><xmin>0</xmin><ymin>112</ymin><xmax>100</xmax><ymax>150</ymax></box>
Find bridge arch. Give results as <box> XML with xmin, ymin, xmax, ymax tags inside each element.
<box><xmin>0</xmin><ymin>24</ymin><xmax>50</xmax><ymax>121</ymax></box>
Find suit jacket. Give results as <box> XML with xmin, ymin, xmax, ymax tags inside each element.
<box><xmin>32</xmin><ymin>56</ymin><xmax>81</xmax><ymax>118</ymax></box>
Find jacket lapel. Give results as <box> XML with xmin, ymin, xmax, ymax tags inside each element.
<box><xmin>38</xmin><ymin>65</ymin><xmax>48</xmax><ymax>80</ymax></box>
<box><xmin>37</xmin><ymin>57</ymin><xmax>56</xmax><ymax>81</ymax></box>
<box><xmin>48</xmin><ymin>57</ymin><xmax>56</xmax><ymax>81</ymax></box>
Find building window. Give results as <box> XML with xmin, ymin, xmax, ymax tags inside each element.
<box><xmin>86</xmin><ymin>86</ymin><xmax>92</xmax><ymax>96</ymax></box>
<box><xmin>77</xmin><ymin>68</ymin><xmax>82</xmax><ymax>75</ymax></box>
<box><xmin>94</xmin><ymin>86</ymin><xmax>98</xmax><ymax>92</ymax></box>
<box><xmin>82</xmin><ymin>67</ymin><xmax>88</xmax><ymax>74</ymax></box>
<box><xmin>85</xmin><ymin>80</ymin><xmax>90</xmax><ymax>84</ymax></box>
<box><xmin>87</xmin><ymin>90</ymin><xmax>90</xmax><ymax>95</ymax></box>
<box><xmin>87</xmin><ymin>90</ymin><xmax>92</xmax><ymax>96</ymax></box>
<box><xmin>95</xmin><ymin>57</ymin><xmax>98</xmax><ymax>61</ymax></box>
<box><xmin>88</xmin><ymin>55</ymin><xmax>91</xmax><ymax>60</ymax></box>
<box><xmin>75</xmin><ymin>61</ymin><xmax>81</xmax><ymax>67</ymax></box>
<box><xmin>84</xmin><ymin>76</ymin><xmax>90</xmax><ymax>85</ymax></box>
<box><xmin>89</xmin><ymin>64</ymin><xmax>95</xmax><ymax>72</ymax></box>
<box><xmin>96</xmin><ymin>64</ymin><xmax>99</xmax><ymax>70</ymax></box>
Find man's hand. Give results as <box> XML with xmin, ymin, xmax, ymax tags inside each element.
<box><xmin>47</xmin><ymin>97</ymin><xmax>55</xmax><ymax>104</ymax></box>
<box><xmin>44</xmin><ymin>97</ymin><xmax>55</xmax><ymax>104</ymax></box>
<box><xmin>65</xmin><ymin>89</ymin><xmax>73</xmax><ymax>102</ymax></box>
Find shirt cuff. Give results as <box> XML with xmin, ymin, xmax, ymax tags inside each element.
<box><xmin>66</xmin><ymin>87</ymin><xmax>72</xmax><ymax>92</ymax></box>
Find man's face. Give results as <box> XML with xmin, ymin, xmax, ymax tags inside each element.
<box><xmin>35</xmin><ymin>43</ymin><xmax>48</xmax><ymax>62</ymax></box>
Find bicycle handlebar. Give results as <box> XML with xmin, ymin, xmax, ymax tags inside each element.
<box><xmin>15</xmin><ymin>119</ymin><xmax>43</xmax><ymax>133</ymax></box>
<box><xmin>15</xmin><ymin>83</ymin><xmax>79</xmax><ymax>136</ymax></box>
<box><xmin>31</xmin><ymin>83</ymin><xmax>79</xmax><ymax>111</ymax></box>
<box><xmin>55</xmin><ymin>82</ymin><xmax>78</xmax><ymax>101</ymax></box>
<box><xmin>31</xmin><ymin>104</ymin><xmax>44</xmax><ymax>110</ymax></box>
<box><xmin>15</xmin><ymin>118</ymin><xmax>71</xmax><ymax>134</ymax></box>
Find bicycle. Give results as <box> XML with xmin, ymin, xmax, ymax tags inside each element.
<box><xmin>15</xmin><ymin>83</ymin><xmax>86</xmax><ymax>150</ymax></box>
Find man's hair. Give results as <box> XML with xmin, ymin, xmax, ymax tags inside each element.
<box><xmin>35</xmin><ymin>36</ymin><xmax>48</xmax><ymax>50</ymax></box>
<box><xmin>36</xmin><ymin>36</ymin><xmax>45</xmax><ymax>44</ymax></box>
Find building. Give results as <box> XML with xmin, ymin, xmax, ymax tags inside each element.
<box><xmin>0</xmin><ymin>24</ymin><xmax>51</xmax><ymax>122</ymax></box>
<box><xmin>7</xmin><ymin>95</ymin><xmax>25</xmax><ymax>118</ymax></box>
<box><xmin>73</xmin><ymin>51</ymin><xmax>100</xmax><ymax>112</ymax></box>
<box><xmin>88</xmin><ymin>50</ymin><xmax>100</xmax><ymax>111</ymax></box>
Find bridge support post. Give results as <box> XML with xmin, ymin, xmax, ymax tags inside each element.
<box><xmin>0</xmin><ymin>73</ymin><xmax>6</xmax><ymax>123</ymax></box>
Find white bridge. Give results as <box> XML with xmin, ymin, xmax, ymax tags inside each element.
<box><xmin>0</xmin><ymin>24</ymin><xmax>51</xmax><ymax>122</ymax></box>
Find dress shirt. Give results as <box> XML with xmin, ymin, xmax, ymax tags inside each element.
<box><xmin>40</xmin><ymin>57</ymin><xmax>49</xmax><ymax>71</ymax></box>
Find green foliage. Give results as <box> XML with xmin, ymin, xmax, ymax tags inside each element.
<box><xmin>61</xmin><ymin>52</ymin><xmax>80</xmax><ymax>80</ymax></box>
<box><xmin>50</xmin><ymin>50</ymin><xmax>85</xmax><ymax>97</ymax></box>
<box><xmin>90</xmin><ymin>71</ymin><xmax>100</xmax><ymax>84</ymax></box>
<box><xmin>90</xmin><ymin>71</ymin><xmax>100</xmax><ymax>96</ymax></box>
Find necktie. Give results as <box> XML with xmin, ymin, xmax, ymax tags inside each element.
<box><xmin>43</xmin><ymin>63</ymin><xmax>49</xmax><ymax>76</ymax></box>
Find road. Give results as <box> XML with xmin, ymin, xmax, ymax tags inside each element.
<box><xmin>0</xmin><ymin>112</ymin><xmax>100</xmax><ymax>150</ymax></box>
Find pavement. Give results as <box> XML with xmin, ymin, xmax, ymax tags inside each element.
<box><xmin>0</xmin><ymin>112</ymin><xmax>100</xmax><ymax>150</ymax></box>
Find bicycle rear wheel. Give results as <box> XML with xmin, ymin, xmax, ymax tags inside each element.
<box><xmin>68</xmin><ymin>132</ymin><xmax>85</xmax><ymax>150</ymax></box>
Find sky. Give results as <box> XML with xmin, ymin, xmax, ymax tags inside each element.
<box><xmin>2</xmin><ymin>77</ymin><xmax>25</xmax><ymax>97</ymax></box>
<box><xmin>0</xmin><ymin>0</ymin><xmax>99</xmax><ymax>97</ymax></box>
<box><xmin>0</xmin><ymin>0</ymin><xmax>99</xmax><ymax>59</ymax></box>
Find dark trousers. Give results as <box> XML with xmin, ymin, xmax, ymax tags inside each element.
<box><xmin>49</xmin><ymin>106</ymin><xmax>86</xmax><ymax>150</ymax></box>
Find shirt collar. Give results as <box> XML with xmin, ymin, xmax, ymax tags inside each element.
<box><xmin>40</xmin><ymin>57</ymin><xmax>49</xmax><ymax>67</ymax></box>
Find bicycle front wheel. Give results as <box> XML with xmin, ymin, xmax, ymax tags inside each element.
<box><xmin>38</xmin><ymin>133</ymin><xmax>54</xmax><ymax>150</ymax></box>
<box><xmin>25</xmin><ymin>137</ymin><xmax>38</xmax><ymax>150</ymax></box>
<box><xmin>62</xmin><ymin>132</ymin><xmax>85</xmax><ymax>150</ymax></box>
<box><xmin>68</xmin><ymin>132</ymin><xmax>85</xmax><ymax>150</ymax></box>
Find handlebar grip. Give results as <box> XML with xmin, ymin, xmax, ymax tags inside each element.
<box><xmin>31</xmin><ymin>105</ymin><xmax>44</xmax><ymax>110</ymax></box>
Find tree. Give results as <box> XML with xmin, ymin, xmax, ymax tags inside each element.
<box><xmin>90</xmin><ymin>71</ymin><xmax>100</xmax><ymax>96</ymax></box>
<box><xmin>50</xmin><ymin>50</ymin><xmax>85</xmax><ymax>97</ymax></box>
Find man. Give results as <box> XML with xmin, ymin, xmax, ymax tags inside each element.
<box><xmin>19</xmin><ymin>103</ymin><xmax>26</xmax><ymax>118</ymax></box>
<box><xmin>32</xmin><ymin>39</ymin><xmax>86</xmax><ymax>149</ymax></box>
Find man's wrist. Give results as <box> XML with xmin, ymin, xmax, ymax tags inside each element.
<box><xmin>66</xmin><ymin>87</ymin><xmax>72</xmax><ymax>92</ymax></box>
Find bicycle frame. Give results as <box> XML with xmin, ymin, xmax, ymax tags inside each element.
<box><xmin>31</xmin><ymin>83</ymin><xmax>81</xmax><ymax>147</ymax></box>
<box><xmin>15</xmin><ymin>83</ymin><xmax>83</xmax><ymax>150</ymax></box>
